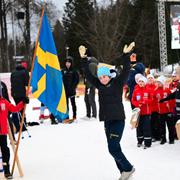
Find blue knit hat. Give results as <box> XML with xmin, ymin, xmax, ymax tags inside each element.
<box><xmin>97</xmin><ymin>66</ymin><xmax>111</xmax><ymax>77</ymax></box>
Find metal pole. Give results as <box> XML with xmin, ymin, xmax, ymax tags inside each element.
<box><xmin>66</xmin><ymin>46</ymin><xmax>69</xmax><ymax>58</ymax></box>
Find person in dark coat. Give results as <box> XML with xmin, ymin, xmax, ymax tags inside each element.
<box><xmin>62</xmin><ymin>56</ymin><xmax>79</xmax><ymax>120</ymax></box>
<box><xmin>79</xmin><ymin>43</ymin><xmax>135</xmax><ymax>180</ymax></box>
<box><xmin>10</xmin><ymin>61</ymin><xmax>29</xmax><ymax>129</ymax></box>
<box><xmin>83</xmin><ymin>57</ymin><xmax>98</xmax><ymax>120</ymax></box>
<box><xmin>126</xmin><ymin>53</ymin><xmax>145</xmax><ymax>109</ymax></box>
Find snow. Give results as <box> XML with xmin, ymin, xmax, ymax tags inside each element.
<box><xmin>10</xmin><ymin>96</ymin><xmax>180</xmax><ymax>180</ymax></box>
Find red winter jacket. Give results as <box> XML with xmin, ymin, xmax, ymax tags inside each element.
<box><xmin>0</xmin><ymin>97</ymin><xmax>24</xmax><ymax>135</ymax></box>
<box><xmin>146</xmin><ymin>83</ymin><xmax>156</xmax><ymax>112</ymax></box>
<box><xmin>153</xmin><ymin>87</ymin><xmax>172</xmax><ymax>114</ymax></box>
<box><xmin>131</xmin><ymin>85</ymin><xmax>152</xmax><ymax>115</ymax></box>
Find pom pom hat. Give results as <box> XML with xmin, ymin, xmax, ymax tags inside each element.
<box><xmin>157</xmin><ymin>75</ymin><xmax>166</xmax><ymax>85</ymax></box>
<box><xmin>147</xmin><ymin>74</ymin><xmax>154</xmax><ymax>80</ymax></box>
<box><xmin>97</xmin><ymin>66</ymin><xmax>111</xmax><ymax>78</ymax></box>
<box><xmin>135</xmin><ymin>73</ymin><xmax>143</xmax><ymax>84</ymax></box>
<box><xmin>138</xmin><ymin>76</ymin><xmax>147</xmax><ymax>84</ymax></box>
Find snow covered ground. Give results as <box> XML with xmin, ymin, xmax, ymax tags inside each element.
<box><xmin>10</xmin><ymin>96</ymin><xmax>180</xmax><ymax>180</ymax></box>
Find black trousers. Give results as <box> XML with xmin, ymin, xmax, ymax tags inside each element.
<box><xmin>137</xmin><ymin>115</ymin><xmax>152</xmax><ymax>147</ymax></box>
<box><xmin>0</xmin><ymin>135</ymin><xmax>10</xmax><ymax>165</ymax></box>
<box><xmin>159</xmin><ymin>113</ymin><xmax>175</xmax><ymax>141</ymax></box>
<box><xmin>67</xmin><ymin>96</ymin><xmax>77</xmax><ymax>118</ymax></box>
<box><xmin>104</xmin><ymin>120</ymin><xmax>133</xmax><ymax>173</ymax></box>
<box><xmin>151</xmin><ymin>112</ymin><xmax>161</xmax><ymax>140</ymax></box>
<box><xmin>84</xmin><ymin>87</ymin><xmax>97</xmax><ymax>118</ymax></box>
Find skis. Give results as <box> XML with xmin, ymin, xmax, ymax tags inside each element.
<box><xmin>175</xmin><ymin>120</ymin><xmax>180</xmax><ymax>140</ymax></box>
<box><xmin>8</xmin><ymin>124</ymin><xmax>24</xmax><ymax>177</ymax></box>
<box><xmin>130</xmin><ymin>107</ymin><xmax>140</xmax><ymax>129</ymax></box>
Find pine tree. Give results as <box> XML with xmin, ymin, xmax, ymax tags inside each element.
<box><xmin>63</xmin><ymin>0</ymin><xmax>94</xmax><ymax>68</ymax></box>
<box><xmin>53</xmin><ymin>20</ymin><xmax>66</xmax><ymax>67</ymax></box>
<box><xmin>124</xmin><ymin>0</ymin><xmax>160</xmax><ymax>68</ymax></box>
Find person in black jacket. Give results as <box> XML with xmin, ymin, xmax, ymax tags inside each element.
<box><xmin>126</xmin><ymin>53</ymin><xmax>145</xmax><ymax>109</ymax></box>
<box><xmin>79</xmin><ymin>43</ymin><xmax>135</xmax><ymax>180</ymax></box>
<box><xmin>10</xmin><ymin>61</ymin><xmax>29</xmax><ymax>128</ymax></box>
<box><xmin>83</xmin><ymin>57</ymin><xmax>98</xmax><ymax>120</ymax></box>
<box><xmin>62</xmin><ymin>56</ymin><xmax>79</xmax><ymax>120</ymax></box>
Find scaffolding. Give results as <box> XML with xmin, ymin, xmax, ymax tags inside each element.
<box><xmin>158</xmin><ymin>0</ymin><xmax>180</xmax><ymax>71</ymax></box>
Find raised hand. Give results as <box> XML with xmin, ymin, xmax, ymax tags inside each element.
<box><xmin>123</xmin><ymin>42</ymin><xmax>135</xmax><ymax>54</ymax></box>
<box><xmin>79</xmin><ymin>45</ymin><xmax>87</xmax><ymax>58</ymax></box>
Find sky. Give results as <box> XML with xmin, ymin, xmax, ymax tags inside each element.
<box><xmin>51</xmin><ymin>0</ymin><xmax>68</xmax><ymax>12</ymax></box>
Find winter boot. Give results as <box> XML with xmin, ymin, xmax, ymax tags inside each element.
<box><xmin>3</xmin><ymin>163</ymin><xmax>13</xmax><ymax>179</ymax></box>
<box><xmin>119</xmin><ymin>167</ymin><xmax>135</xmax><ymax>180</ymax></box>
<box><xmin>160</xmin><ymin>138</ymin><xmax>167</xmax><ymax>145</ymax></box>
<box><xmin>50</xmin><ymin>114</ymin><xmax>58</xmax><ymax>125</ymax></box>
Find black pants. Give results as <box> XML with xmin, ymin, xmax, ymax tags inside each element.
<box><xmin>159</xmin><ymin>113</ymin><xmax>175</xmax><ymax>142</ymax></box>
<box><xmin>13</xmin><ymin>97</ymin><xmax>27</xmax><ymax>125</ymax></box>
<box><xmin>151</xmin><ymin>112</ymin><xmax>161</xmax><ymax>140</ymax></box>
<box><xmin>137</xmin><ymin>115</ymin><xmax>152</xmax><ymax>147</ymax></box>
<box><xmin>104</xmin><ymin>120</ymin><xmax>133</xmax><ymax>173</ymax></box>
<box><xmin>84</xmin><ymin>87</ymin><xmax>97</xmax><ymax>118</ymax></box>
<box><xmin>67</xmin><ymin>96</ymin><xmax>76</xmax><ymax>118</ymax></box>
<box><xmin>0</xmin><ymin>135</ymin><xmax>10</xmax><ymax>167</ymax></box>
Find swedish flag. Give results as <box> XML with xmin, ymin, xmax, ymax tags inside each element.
<box><xmin>31</xmin><ymin>12</ymin><xmax>68</xmax><ymax>121</ymax></box>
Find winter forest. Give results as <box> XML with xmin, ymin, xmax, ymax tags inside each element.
<box><xmin>0</xmin><ymin>0</ymin><xmax>180</xmax><ymax>73</ymax></box>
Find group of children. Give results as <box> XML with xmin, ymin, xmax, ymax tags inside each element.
<box><xmin>130</xmin><ymin>69</ymin><xmax>180</xmax><ymax>149</ymax></box>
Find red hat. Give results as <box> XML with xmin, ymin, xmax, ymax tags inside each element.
<box><xmin>21</xmin><ymin>62</ymin><xmax>28</xmax><ymax>69</ymax></box>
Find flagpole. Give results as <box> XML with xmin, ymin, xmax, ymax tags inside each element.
<box><xmin>11</xmin><ymin>7</ymin><xmax>45</xmax><ymax>175</ymax></box>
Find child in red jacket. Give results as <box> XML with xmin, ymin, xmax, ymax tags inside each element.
<box><xmin>131</xmin><ymin>76</ymin><xmax>152</xmax><ymax>149</ymax></box>
<box><xmin>146</xmin><ymin>74</ymin><xmax>160</xmax><ymax>142</ymax></box>
<box><xmin>0</xmin><ymin>96</ymin><xmax>28</xmax><ymax>179</ymax></box>
<box><xmin>154</xmin><ymin>76</ymin><xmax>175</xmax><ymax>144</ymax></box>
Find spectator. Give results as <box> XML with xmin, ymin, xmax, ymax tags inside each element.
<box><xmin>0</xmin><ymin>79</ymin><xmax>16</xmax><ymax>141</ymax></box>
<box><xmin>62</xmin><ymin>56</ymin><xmax>79</xmax><ymax>120</ymax></box>
<box><xmin>82</xmin><ymin>57</ymin><xmax>98</xmax><ymax>120</ymax></box>
<box><xmin>10</xmin><ymin>61</ymin><xmax>29</xmax><ymax>127</ymax></box>
<box><xmin>0</xmin><ymin>94</ymin><xmax>28</xmax><ymax>179</ymax></box>
<box><xmin>131</xmin><ymin>76</ymin><xmax>152</xmax><ymax>149</ymax></box>
<box><xmin>127</xmin><ymin>53</ymin><xmax>145</xmax><ymax>109</ymax></box>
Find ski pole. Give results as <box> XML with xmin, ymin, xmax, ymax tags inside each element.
<box><xmin>18</xmin><ymin>113</ymin><xmax>31</xmax><ymax>138</ymax></box>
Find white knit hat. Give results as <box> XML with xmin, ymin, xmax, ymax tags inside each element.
<box><xmin>135</xmin><ymin>73</ymin><xmax>143</xmax><ymax>84</ymax></box>
<box><xmin>138</xmin><ymin>76</ymin><xmax>147</xmax><ymax>84</ymax></box>
<box><xmin>147</xmin><ymin>74</ymin><xmax>154</xmax><ymax>80</ymax></box>
<box><xmin>157</xmin><ymin>75</ymin><xmax>166</xmax><ymax>85</ymax></box>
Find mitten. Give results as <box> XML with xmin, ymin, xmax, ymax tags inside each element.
<box><xmin>159</xmin><ymin>99</ymin><xmax>164</xmax><ymax>103</ymax></box>
<box><xmin>79</xmin><ymin>45</ymin><xmax>87</xmax><ymax>58</ymax></box>
<box><xmin>23</xmin><ymin>97</ymin><xmax>29</xmax><ymax>104</ymax></box>
<box><xmin>123</xmin><ymin>42</ymin><xmax>135</xmax><ymax>54</ymax></box>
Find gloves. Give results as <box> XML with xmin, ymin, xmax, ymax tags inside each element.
<box><xmin>23</xmin><ymin>97</ymin><xmax>29</xmax><ymax>104</ymax></box>
<box><xmin>123</xmin><ymin>42</ymin><xmax>135</xmax><ymax>54</ymax></box>
<box><xmin>79</xmin><ymin>45</ymin><xmax>87</xmax><ymax>58</ymax></box>
<box><xmin>159</xmin><ymin>99</ymin><xmax>164</xmax><ymax>103</ymax></box>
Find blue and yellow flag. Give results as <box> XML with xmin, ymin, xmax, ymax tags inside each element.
<box><xmin>31</xmin><ymin>12</ymin><xmax>68</xmax><ymax>121</ymax></box>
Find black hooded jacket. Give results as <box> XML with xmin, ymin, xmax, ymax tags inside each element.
<box><xmin>127</xmin><ymin>62</ymin><xmax>145</xmax><ymax>99</ymax></box>
<box><xmin>82</xmin><ymin>53</ymin><xmax>131</xmax><ymax>122</ymax></box>
<box><xmin>11</xmin><ymin>65</ymin><xmax>29</xmax><ymax>98</ymax></box>
<box><xmin>62</xmin><ymin>60</ymin><xmax>79</xmax><ymax>97</ymax></box>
